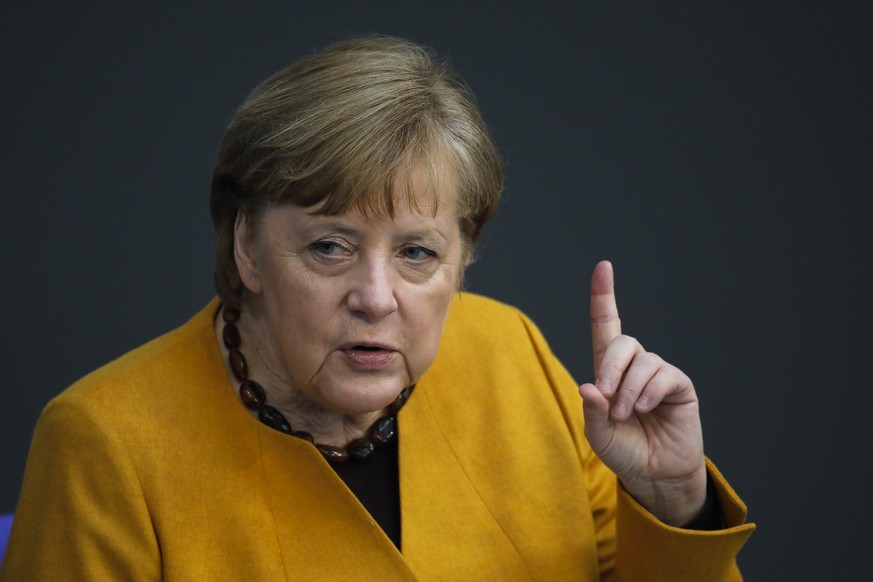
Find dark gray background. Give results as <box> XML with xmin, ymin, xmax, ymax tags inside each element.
<box><xmin>3</xmin><ymin>2</ymin><xmax>871</xmax><ymax>579</ymax></box>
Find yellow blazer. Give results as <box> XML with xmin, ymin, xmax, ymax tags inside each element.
<box><xmin>1</xmin><ymin>294</ymin><xmax>754</xmax><ymax>581</ymax></box>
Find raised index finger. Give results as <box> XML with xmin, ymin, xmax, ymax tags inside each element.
<box><xmin>590</xmin><ymin>260</ymin><xmax>621</xmax><ymax>371</ymax></box>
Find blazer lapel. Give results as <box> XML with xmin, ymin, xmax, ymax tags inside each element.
<box><xmin>399</xmin><ymin>377</ymin><xmax>531</xmax><ymax>579</ymax></box>
<box><xmin>257</xmin><ymin>426</ymin><xmax>416</xmax><ymax>579</ymax></box>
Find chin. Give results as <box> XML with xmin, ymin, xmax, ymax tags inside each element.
<box><xmin>318</xmin><ymin>376</ymin><xmax>408</xmax><ymax>415</ymax></box>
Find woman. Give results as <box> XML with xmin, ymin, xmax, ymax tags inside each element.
<box><xmin>1</xmin><ymin>36</ymin><xmax>754</xmax><ymax>580</ymax></box>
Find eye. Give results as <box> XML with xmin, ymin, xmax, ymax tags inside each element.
<box><xmin>401</xmin><ymin>245</ymin><xmax>436</xmax><ymax>261</ymax></box>
<box><xmin>309</xmin><ymin>240</ymin><xmax>351</xmax><ymax>257</ymax></box>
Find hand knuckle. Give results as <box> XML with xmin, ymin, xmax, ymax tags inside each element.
<box><xmin>664</xmin><ymin>363</ymin><xmax>682</xmax><ymax>379</ymax></box>
<box><xmin>623</xmin><ymin>384</ymin><xmax>642</xmax><ymax>397</ymax></box>
<box><xmin>637</xmin><ymin>352</ymin><xmax>661</xmax><ymax>367</ymax></box>
<box><xmin>603</xmin><ymin>360</ymin><xmax>623</xmax><ymax>374</ymax></box>
<box><xmin>646</xmin><ymin>379</ymin><xmax>665</xmax><ymax>395</ymax></box>
<box><xmin>618</xmin><ymin>334</ymin><xmax>645</xmax><ymax>351</ymax></box>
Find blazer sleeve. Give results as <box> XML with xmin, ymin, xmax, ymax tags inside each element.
<box><xmin>517</xmin><ymin>312</ymin><xmax>756</xmax><ymax>582</ymax></box>
<box><xmin>0</xmin><ymin>394</ymin><xmax>161</xmax><ymax>581</ymax></box>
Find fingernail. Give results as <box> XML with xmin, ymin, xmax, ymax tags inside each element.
<box><xmin>613</xmin><ymin>402</ymin><xmax>626</xmax><ymax>419</ymax></box>
<box><xmin>598</xmin><ymin>378</ymin><xmax>612</xmax><ymax>395</ymax></box>
<box><xmin>636</xmin><ymin>396</ymin><xmax>649</xmax><ymax>411</ymax></box>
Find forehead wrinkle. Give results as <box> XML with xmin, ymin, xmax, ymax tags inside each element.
<box><xmin>392</xmin><ymin>226</ymin><xmax>449</xmax><ymax>245</ymax></box>
<box><xmin>308</xmin><ymin>223</ymin><xmax>362</xmax><ymax>238</ymax></box>
<box><xmin>302</xmin><ymin>209</ymin><xmax>449</xmax><ymax>239</ymax></box>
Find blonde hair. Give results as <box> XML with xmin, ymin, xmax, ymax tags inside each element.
<box><xmin>210</xmin><ymin>36</ymin><xmax>504</xmax><ymax>308</ymax></box>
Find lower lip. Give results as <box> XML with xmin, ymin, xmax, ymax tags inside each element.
<box><xmin>342</xmin><ymin>349</ymin><xmax>396</xmax><ymax>370</ymax></box>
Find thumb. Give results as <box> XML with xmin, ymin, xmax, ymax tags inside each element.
<box><xmin>578</xmin><ymin>383</ymin><xmax>613</xmax><ymax>454</ymax></box>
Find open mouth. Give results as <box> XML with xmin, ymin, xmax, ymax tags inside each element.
<box><xmin>341</xmin><ymin>344</ymin><xmax>396</xmax><ymax>369</ymax></box>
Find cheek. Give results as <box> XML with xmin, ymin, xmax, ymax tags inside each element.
<box><xmin>263</xmin><ymin>267</ymin><xmax>337</xmax><ymax>359</ymax></box>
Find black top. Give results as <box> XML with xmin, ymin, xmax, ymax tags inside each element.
<box><xmin>331</xmin><ymin>438</ymin><xmax>402</xmax><ymax>549</ymax></box>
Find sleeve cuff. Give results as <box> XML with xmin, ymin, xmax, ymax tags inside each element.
<box><xmin>613</xmin><ymin>458</ymin><xmax>756</xmax><ymax>582</ymax></box>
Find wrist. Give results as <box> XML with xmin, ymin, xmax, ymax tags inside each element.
<box><xmin>620</xmin><ymin>464</ymin><xmax>708</xmax><ymax>526</ymax></box>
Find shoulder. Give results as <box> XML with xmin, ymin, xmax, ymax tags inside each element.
<box><xmin>2</xmin><ymin>305</ymin><xmax>223</xmax><ymax>581</ymax></box>
<box><xmin>443</xmin><ymin>291</ymin><xmax>538</xmax><ymax>338</ymax></box>
<box><xmin>441</xmin><ymin>291</ymin><xmax>553</xmax><ymax>361</ymax></box>
<box><xmin>446</xmin><ymin>291</ymin><xmax>526</xmax><ymax>322</ymax></box>
<box><xmin>430</xmin><ymin>291</ymin><xmax>574</xmax><ymax>396</ymax></box>
<box><xmin>42</xmin><ymin>299</ymin><xmax>224</xmax><ymax>436</ymax></box>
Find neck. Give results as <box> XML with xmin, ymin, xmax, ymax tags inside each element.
<box><xmin>213</xmin><ymin>299</ymin><xmax>384</xmax><ymax>447</ymax></box>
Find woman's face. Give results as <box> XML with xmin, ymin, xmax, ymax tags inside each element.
<box><xmin>237</xmin><ymin>169</ymin><xmax>463</xmax><ymax>416</ymax></box>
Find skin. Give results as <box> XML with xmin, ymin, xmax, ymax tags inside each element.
<box><xmin>219</xmin><ymin>165</ymin><xmax>464</xmax><ymax>447</ymax></box>
<box><xmin>578</xmin><ymin>261</ymin><xmax>707</xmax><ymax>526</ymax></box>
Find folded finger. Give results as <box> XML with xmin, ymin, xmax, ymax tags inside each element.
<box><xmin>633</xmin><ymin>365</ymin><xmax>678</xmax><ymax>413</ymax></box>
<box><xmin>578</xmin><ymin>382</ymin><xmax>613</xmax><ymax>455</ymax></box>
<box><xmin>610</xmin><ymin>352</ymin><xmax>662</xmax><ymax>421</ymax></box>
<box><xmin>596</xmin><ymin>334</ymin><xmax>644</xmax><ymax>397</ymax></box>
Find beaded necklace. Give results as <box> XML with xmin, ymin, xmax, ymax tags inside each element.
<box><xmin>220</xmin><ymin>306</ymin><xmax>412</xmax><ymax>463</ymax></box>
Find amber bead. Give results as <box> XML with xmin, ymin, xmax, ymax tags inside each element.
<box><xmin>390</xmin><ymin>385</ymin><xmax>414</xmax><ymax>415</ymax></box>
<box><xmin>370</xmin><ymin>416</ymin><xmax>397</xmax><ymax>448</ymax></box>
<box><xmin>228</xmin><ymin>348</ymin><xmax>248</xmax><ymax>381</ymax></box>
<box><xmin>259</xmin><ymin>405</ymin><xmax>292</xmax><ymax>434</ymax></box>
<box><xmin>239</xmin><ymin>380</ymin><xmax>265</xmax><ymax>410</ymax></box>
<box><xmin>223</xmin><ymin>323</ymin><xmax>241</xmax><ymax>349</ymax></box>
<box><xmin>292</xmin><ymin>431</ymin><xmax>314</xmax><ymax>443</ymax></box>
<box><xmin>316</xmin><ymin>444</ymin><xmax>349</xmax><ymax>462</ymax></box>
<box><xmin>222</xmin><ymin>307</ymin><xmax>240</xmax><ymax>323</ymax></box>
<box><xmin>347</xmin><ymin>438</ymin><xmax>375</xmax><ymax>461</ymax></box>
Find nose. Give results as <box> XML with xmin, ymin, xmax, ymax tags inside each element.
<box><xmin>345</xmin><ymin>258</ymin><xmax>399</xmax><ymax>321</ymax></box>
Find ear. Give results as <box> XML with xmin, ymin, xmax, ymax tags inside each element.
<box><xmin>234</xmin><ymin>209</ymin><xmax>263</xmax><ymax>294</ymax></box>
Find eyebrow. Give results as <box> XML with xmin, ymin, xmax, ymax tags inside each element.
<box><xmin>305</xmin><ymin>221</ymin><xmax>361</xmax><ymax>237</ymax></box>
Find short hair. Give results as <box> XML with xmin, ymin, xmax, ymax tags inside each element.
<box><xmin>210</xmin><ymin>36</ymin><xmax>504</xmax><ymax>309</ymax></box>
